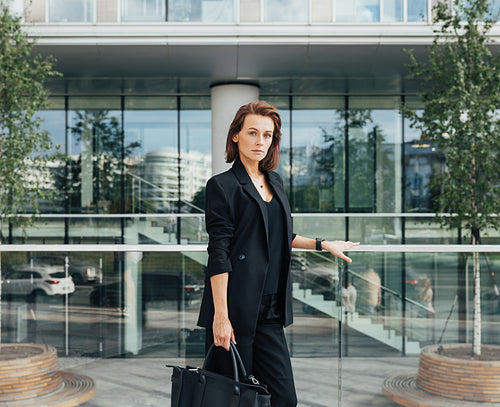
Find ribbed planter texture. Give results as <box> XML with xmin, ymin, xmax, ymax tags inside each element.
<box><xmin>417</xmin><ymin>343</ymin><xmax>500</xmax><ymax>403</ymax></box>
<box><xmin>0</xmin><ymin>343</ymin><xmax>95</xmax><ymax>406</ymax></box>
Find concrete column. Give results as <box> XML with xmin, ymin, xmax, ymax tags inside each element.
<box><xmin>210</xmin><ymin>83</ymin><xmax>259</xmax><ymax>175</ymax></box>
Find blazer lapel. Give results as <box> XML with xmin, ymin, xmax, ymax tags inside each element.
<box><xmin>268</xmin><ymin>173</ymin><xmax>293</xmax><ymax>254</ymax></box>
<box><xmin>231</xmin><ymin>160</ymin><xmax>270</xmax><ymax>246</ymax></box>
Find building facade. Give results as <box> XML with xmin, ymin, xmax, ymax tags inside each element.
<box><xmin>2</xmin><ymin>0</ymin><xmax>500</xmax><ymax>388</ymax></box>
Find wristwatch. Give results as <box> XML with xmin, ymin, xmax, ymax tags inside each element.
<box><xmin>316</xmin><ymin>238</ymin><xmax>324</xmax><ymax>251</ymax></box>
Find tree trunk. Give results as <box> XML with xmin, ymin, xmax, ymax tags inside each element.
<box><xmin>472</xmin><ymin>228</ymin><xmax>481</xmax><ymax>357</ymax></box>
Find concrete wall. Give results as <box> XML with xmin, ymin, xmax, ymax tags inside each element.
<box><xmin>25</xmin><ymin>0</ymin><xmax>45</xmax><ymax>22</ymax></box>
<box><xmin>240</xmin><ymin>0</ymin><xmax>260</xmax><ymax>22</ymax></box>
<box><xmin>97</xmin><ymin>0</ymin><xmax>117</xmax><ymax>22</ymax></box>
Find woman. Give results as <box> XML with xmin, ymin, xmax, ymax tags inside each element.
<box><xmin>197</xmin><ymin>101</ymin><xmax>358</xmax><ymax>406</ymax></box>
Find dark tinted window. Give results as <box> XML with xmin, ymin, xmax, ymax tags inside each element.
<box><xmin>49</xmin><ymin>272</ymin><xmax>67</xmax><ymax>278</ymax></box>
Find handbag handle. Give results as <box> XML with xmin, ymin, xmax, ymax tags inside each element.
<box><xmin>203</xmin><ymin>341</ymin><xmax>248</xmax><ymax>383</ymax></box>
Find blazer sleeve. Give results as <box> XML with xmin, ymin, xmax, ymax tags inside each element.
<box><xmin>205</xmin><ymin>177</ymin><xmax>235</xmax><ymax>278</ymax></box>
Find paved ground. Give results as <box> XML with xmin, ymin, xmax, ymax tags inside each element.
<box><xmin>60</xmin><ymin>356</ymin><xmax>420</xmax><ymax>407</ymax></box>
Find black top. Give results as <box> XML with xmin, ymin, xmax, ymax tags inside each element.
<box><xmin>263</xmin><ymin>196</ymin><xmax>287</xmax><ymax>296</ymax></box>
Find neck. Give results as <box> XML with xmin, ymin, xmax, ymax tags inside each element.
<box><xmin>239</xmin><ymin>156</ymin><xmax>262</xmax><ymax>178</ymax></box>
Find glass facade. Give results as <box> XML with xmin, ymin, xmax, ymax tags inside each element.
<box><xmin>121</xmin><ymin>0</ymin><xmax>166</xmax><ymax>22</ymax></box>
<box><xmin>167</xmin><ymin>0</ymin><xmax>235</xmax><ymax>22</ymax></box>
<box><xmin>7</xmin><ymin>84</ymin><xmax>498</xmax><ymax>247</ymax></box>
<box><xmin>44</xmin><ymin>0</ymin><xmax>436</xmax><ymax>23</ymax></box>
<box><xmin>263</xmin><ymin>0</ymin><xmax>309</xmax><ymax>22</ymax></box>
<box><xmin>4</xmin><ymin>81</ymin><xmax>496</xmax><ymax>364</ymax></box>
<box><xmin>48</xmin><ymin>0</ymin><xmax>94</xmax><ymax>22</ymax></box>
<box><xmin>335</xmin><ymin>0</ymin><xmax>428</xmax><ymax>22</ymax></box>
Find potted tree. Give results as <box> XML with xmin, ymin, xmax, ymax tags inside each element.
<box><xmin>0</xmin><ymin>3</ymin><xmax>95</xmax><ymax>405</ymax></box>
<box><xmin>384</xmin><ymin>0</ymin><xmax>500</xmax><ymax>405</ymax></box>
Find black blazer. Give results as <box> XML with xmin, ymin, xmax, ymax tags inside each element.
<box><xmin>197</xmin><ymin>159</ymin><xmax>295</xmax><ymax>336</ymax></box>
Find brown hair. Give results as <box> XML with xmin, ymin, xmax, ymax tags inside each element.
<box><xmin>225</xmin><ymin>101</ymin><xmax>282</xmax><ymax>172</ymax></box>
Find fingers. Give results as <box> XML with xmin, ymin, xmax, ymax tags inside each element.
<box><xmin>344</xmin><ymin>241</ymin><xmax>360</xmax><ymax>250</ymax></box>
<box><xmin>339</xmin><ymin>253</ymin><xmax>353</xmax><ymax>263</ymax></box>
<box><xmin>324</xmin><ymin>240</ymin><xmax>359</xmax><ymax>263</ymax></box>
<box><xmin>212</xmin><ymin>316</ymin><xmax>234</xmax><ymax>351</ymax></box>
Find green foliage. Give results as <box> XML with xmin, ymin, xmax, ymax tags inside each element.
<box><xmin>404</xmin><ymin>0</ymin><xmax>500</xmax><ymax>240</ymax></box>
<box><xmin>0</xmin><ymin>2</ymin><xmax>61</xmax><ymax>233</ymax></box>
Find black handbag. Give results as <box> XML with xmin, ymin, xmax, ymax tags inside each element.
<box><xmin>167</xmin><ymin>342</ymin><xmax>271</xmax><ymax>407</ymax></box>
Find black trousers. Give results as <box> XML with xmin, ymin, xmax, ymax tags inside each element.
<box><xmin>205</xmin><ymin>323</ymin><xmax>297</xmax><ymax>407</ymax></box>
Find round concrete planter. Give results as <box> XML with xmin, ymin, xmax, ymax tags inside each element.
<box><xmin>417</xmin><ymin>344</ymin><xmax>500</xmax><ymax>403</ymax></box>
<box><xmin>0</xmin><ymin>343</ymin><xmax>95</xmax><ymax>406</ymax></box>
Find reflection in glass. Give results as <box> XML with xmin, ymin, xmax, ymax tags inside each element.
<box><xmin>264</xmin><ymin>96</ymin><xmax>290</xmax><ymax>194</ymax></box>
<box><xmin>68</xmin><ymin>98</ymin><xmax>127</xmax><ymax>214</ymax></box>
<box><xmin>48</xmin><ymin>0</ymin><xmax>94</xmax><ymax>22</ymax></box>
<box><xmin>263</xmin><ymin>0</ymin><xmax>309</xmax><ymax>22</ymax></box>
<box><xmin>291</xmin><ymin>98</ymin><xmax>345</xmax><ymax>213</ymax></box>
<box><xmin>179</xmin><ymin>98</ymin><xmax>211</xmax><ymax>215</ymax></box>
<box><xmin>121</xmin><ymin>0</ymin><xmax>166</xmax><ymax>21</ymax></box>
<box><xmin>383</xmin><ymin>0</ymin><xmax>403</xmax><ymax>22</ymax></box>
<box><xmin>168</xmin><ymin>0</ymin><xmax>234</xmax><ymax>22</ymax></box>
<box><xmin>124</xmin><ymin>97</ymin><xmax>178</xmax><ymax>214</ymax></box>
<box><xmin>348</xmin><ymin>97</ymin><xmax>401</xmax><ymax>213</ymax></box>
<box><xmin>403</xmin><ymin>105</ymin><xmax>443</xmax><ymax>213</ymax></box>
<box><xmin>37</xmin><ymin>101</ymin><xmax>66</xmax><ymax>214</ymax></box>
<box><xmin>179</xmin><ymin>99</ymin><xmax>211</xmax><ymax>244</ymax></box>
<box><xmin>349</xmin><ymin>216</ymin><xmax>401</xmax><ymax>244</ymax></box>
<box><xmin>407</xmin><ymin>0</ymin><xmax>427</xmax><ymax>22</ymax></box>
<box><xmin>336</xmin><ymin>0</ymin><xmax>380</xmax><ymax>22</ymax></box>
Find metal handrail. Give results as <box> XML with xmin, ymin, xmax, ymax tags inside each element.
<box><xmin>1</xmin><ymin>212</ymin><xmax>497</xmax><ymax>218</ymax></box>
<box><xmin>0</xmin><ymin>244</ymin><xmax>498</xmax><ymax>252</ymax></box>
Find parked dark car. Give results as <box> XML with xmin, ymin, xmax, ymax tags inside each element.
<box><xmin>30</xmin><ymin>255</ymin><xmax>101</xmax><ymax>285</ymax></box>
<box><xmin>89</xmin><ymin>270</ymin><xmax>202</xmax><ymax>308</ymax></box>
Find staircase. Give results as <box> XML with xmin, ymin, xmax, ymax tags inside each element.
<box><xmin>292</xmin><ymin>283</ymin><xmax>421</xmax><ymax>354</ymax></box>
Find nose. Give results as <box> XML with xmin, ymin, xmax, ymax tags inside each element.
<box><xmin>256</xmin><ymin>134</ymin><xmax>265</xmax><ymax>145</ymax></box>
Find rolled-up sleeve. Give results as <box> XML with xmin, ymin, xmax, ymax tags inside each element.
<box><xmin>205</xmin><ymin>177</ymin><xmax>235</xmax><ymax>278</ymax></box>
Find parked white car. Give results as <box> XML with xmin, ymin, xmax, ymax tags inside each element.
<box><xmin>2</xmin><ymin>265</ymin><xmax>75</xmax><ymax>301</ymax></box>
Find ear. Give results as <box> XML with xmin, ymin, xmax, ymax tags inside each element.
<box><xmin>232</xmin><ymin>135</ymin><xmax>238</xmax><ymax>143</ymax></box>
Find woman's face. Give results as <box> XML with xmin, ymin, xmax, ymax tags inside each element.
<box><xmin>232</xmin><ymin>114</ymin><xmax>274</xmax><ymax>166</ymax></box>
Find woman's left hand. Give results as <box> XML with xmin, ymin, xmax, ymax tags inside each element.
<box><xmin>322</xmin><ymin>240</ymin><xmax>359</xmax><ymax>263</ymax></box>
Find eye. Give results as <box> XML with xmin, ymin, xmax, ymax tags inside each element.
<box><xmin>249</xmin><ymin>131</ymin><xmax>256</xmax><ymax>136</ymax></box>
<box><xmin>264</xmin><ymin>133</ymin><xmax>272</xmax><ymax>138</ymax></box>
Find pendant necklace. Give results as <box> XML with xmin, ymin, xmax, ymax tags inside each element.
<box><xmin>251</xmin><ymin>175</ymin><xmax>264</xmax><ymax>188</ymax></box>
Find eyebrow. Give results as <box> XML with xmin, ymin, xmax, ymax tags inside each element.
<box><xmin>248</xmin><ymin>127</ymin><xmax>273</xmax><ymax>133</ymax></box>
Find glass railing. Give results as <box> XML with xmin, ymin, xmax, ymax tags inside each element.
<box><xmin>1</xmin><ymin>244</ymin><xmax>499</xmax><ymax>406</ymax></box>
<box><xmin>1</xmin><ymin>244</ymin><xmax>499</xmax><ymax>358</ymax></box>
<box><xmin>7</xmin><ymin>213</ymin><xmax>495</xmax><ymax>246</ymax></box>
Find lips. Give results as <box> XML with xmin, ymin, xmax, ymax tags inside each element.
<box><xmin>252</xmin><ymin>150</ymin><xmax>264</xmax><ymax>154</ymax></box>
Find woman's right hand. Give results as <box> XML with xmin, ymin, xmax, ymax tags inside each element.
<box><xmin>212</xmin><ymin>313</ymin><xmax>235</xmax><ymax>351</ymax></box>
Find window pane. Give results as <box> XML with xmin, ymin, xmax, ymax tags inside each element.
<box><xmin>68</xmin><ymin>97</ymin><xmax>123</xmax><ymax>214</ymax></box>
<box><xmin>48</xmin><ymin>0</ymin><xmax>94</xmax><ymax>22</ymax></box>
<box><xmin>348</xmin><ymin>97</ymin><xmax>402</xmax><ymax>213</ymax></box>
<box><xmin>291</xmin><ymin>97</ymin><xmax>345</xmax><ymax>213</ymax></box>
<box><xmin>37</xmin><ymin>98</ymin><xmax>66</xmax><ymax>214</ymax></box>
<box><xmin>264</xmin><ymin>0</ymin><xmax>309</xmax><ymax>22</ymax></box>
<box><xmin>179</xmin><ymin>97</ymin><xmax>211</xmax><ymax>212</ymax></box>
<box><xmin>168</xmin><ymin>0</ymin><xmax>234</xmax><ymax>22</ymax></box>
<box><xmin>121</xmin><ymin>0</ymin><xmax>166</xmax><ymax>21</ymax></box>
<box><xmin>356</xmin><ymin>0</ymin><xmax>380</xmax><ymax>21</ymax></box>
<box><xmin>403</xmin><ymin>98</ymin><xmax>442</xmax><ymax>213</ymax></box>
<box><xmin>336</xmin><ymin>0</ymin><xmax>380</xmax><ymax>22</ymax></box>
<box><xmin>179</xmin><ymin>98</ymin><xmax>211</xmax><ymax>244</ymax></box>
<box><xmin>124</xmin><ymin>97</ymin><xmax>178</xmax><ymax>214</ymax></box>
<box><xmin>383</xmin><ymin>0</ymin><xmax>403</xmax><ymax>22</ymax></box>
<box><xmin>407</xmin><ymin>0</ymin><xmax>427</xmax><ymax>22</ymax></box>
